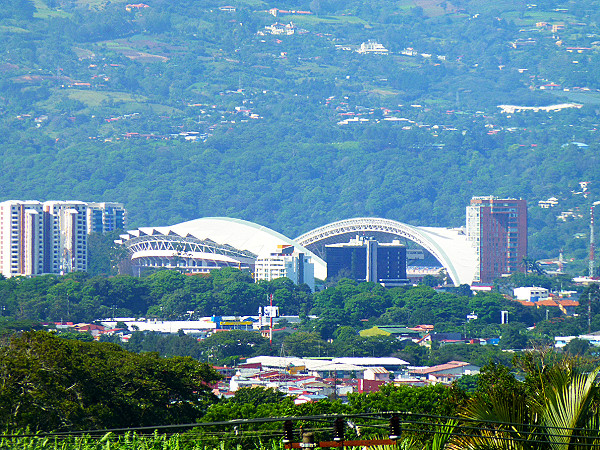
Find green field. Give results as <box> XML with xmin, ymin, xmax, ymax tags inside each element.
<box><xmin>285</xmin><ymin>14</ymin><xmax>369</xmax><ymax>26</ymax></box>
<box><xmin>32</xmin><ymin>0</ymin><xmax>72</xmax><ymax>18</ymax></box>
<box><xmin>552</xmin><ymin>90</ymin><xmax>600</xmax><ymax>104</ymax></box>
<box><xmin>503</xmin><ymin>10</ymin><xmax>576</xmax><ymax>26</ymax></box>
<box><xmin>75</xmin><ymin>0</ymin><xmax>129</xmax><ymax>7</ymax></box>
<box><xmin>0</xmin><ymin>25</ymin><xmax>29</xmax><ymax>33</ymax></box>
<box><xmin>66</xmin><ymin>89</ymin><xmax>148</xmax><ymax>107</ymax></box>
<box><xmin>368</xmin><ymin>88</ymin><xmax>403</xmax><ymax>97</ymax></box>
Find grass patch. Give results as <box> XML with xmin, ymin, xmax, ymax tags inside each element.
<box><xmin>65</xmin><ymin>89</ymin><xmax>148</xmax><ymax>107</ymax></box>
<box><xmin>551</xmin><ymin>90</ymin><xmax>600</xmax><ymax>105</ymax></box>
<box><xmin>368</xmin><ymin>88</ymin><xmax>402</xmax><ymax>96</ymax></box>
<box><xmin>75</xmin><ymin>0</ymin><xmax>128</xmax><ymax>7</ymax></box>
<box><xmin>39</xmin><ymin>88</ymin><xmax>183</xmax><ymax>115</ymax></box>
<box><xmin>291</xmin><ymin>61</ymin><xmax>341</xmax><ymax>76</ymax></box>
<box><xmin>103</xmin><ymin>41</ymin><xmax>137</xmax><ymax>51</ymax></box>
<box><xmin>287</xmin><ymin>14</ymin><xmax>369</xmax><ymax>26</ymax></box>
<box><xmin>414</xmin><ymin>0</ymin><xmax>448</xmax><ymax>17</ymax></box>
<box><xmin>0</xmin><ymin>25</ymin><xmax>29</xmax><ymax>33</ymax></box>
<box><xmin>504</xmin><ymin>10</ymin><xmax>576</xmax><ymax>26</ymax></box>
<box><xmin>32</xmin><ymin>0</ymin><xmax>72</xmax><ymax>18</ymax></box>
<box><xmin>73</xmin><ymin>47</ymin><xmax>95</xmax><ymax>59</ymax></box>
<box><xmin>332</xmin><ymin>141</ymin><xmax>362</xmax><ymax>151</ymax></box>
<box><xmin>188</xmin><ymin>81</ymin><xmax>228</xmax><ymax>95</ymax></box>
<box><xmin>231</xmin><ymin>0</ymin><xmax>267</xmax><ymax>8</ymax></box>
<box><xmin>147</xmin><ymin>103</ymin><xmax>184</xmax><ymax>114</ymax></box>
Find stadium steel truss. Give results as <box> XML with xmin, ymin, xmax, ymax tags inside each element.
<box><xmin>116</xmin><ymin>230</ymin><xmax>256</xmax><ymax>275</ymax></box>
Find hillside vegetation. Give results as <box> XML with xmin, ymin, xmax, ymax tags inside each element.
<box><xmin>2</xmin><ymin>0</ymin><xmax>600</xmax><ymax>273</ymax></box>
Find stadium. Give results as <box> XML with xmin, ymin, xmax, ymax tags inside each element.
<box><xmin>116</xmin><ymin>217</ymin><xmax>327</xmax><ymax>278</ymax></box>
<box><xmin>117</xmin><ymin>216</ymin><xmax>479</xmax><ymax>285</ymax></box>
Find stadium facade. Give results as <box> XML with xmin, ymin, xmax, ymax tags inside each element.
<box><xmin>116</xmin><ymin>217</ymin><xmax>326</xmax><ymax>279</ymax></box>
<box><xmin>118</xmin><ymin>197</ymin><xmax>527</xmax><ymax>286</ymax></box>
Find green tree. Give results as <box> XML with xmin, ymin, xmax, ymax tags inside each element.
<box><xmin>0</xmin><ymin>331</ymin><xmax>220</xmax><ymax>431</ymax></box>
<box><xmin>283</xmin><ymin>332</ymin><xmax>329</xmax><ymax>357</ymax></box>
<box><xmin>458</xmin><ymin>356</ymin><xmax>600</xmax><ymax>450</ymax></box>
<box><xmin>499</xmin><ymin>323</ymin><xmax>528</xmax><ymax>350</ymax></box>
<box><xmin>229</xmin><ymin>386</ymin><xmax>286</xmax><ymax>405</ymax></box>
<box><xmin>564</xmin><ymin>338</ymin><xmax>591</xmax><ymax>357</ymax></box>
<box><xmin>199</xmin><ymin>330</ymin><xmax>267</xmax><ymax>365</ymax></box>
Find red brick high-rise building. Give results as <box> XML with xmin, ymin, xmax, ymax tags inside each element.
<box><xmin>466</xmin><ymin>196</ymin><xmax>527</xmax><ymax>284</ymax></box>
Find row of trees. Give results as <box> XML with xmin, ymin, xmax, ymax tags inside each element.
<box><xmin>109</xmin><ymin>327</ymin><xmax>516</xmax><ymax>366</ymax></box>
<box><xmin>0</xmin><ymin>268</ymin><xmax>572</xmax><ymax>331</ymax></box>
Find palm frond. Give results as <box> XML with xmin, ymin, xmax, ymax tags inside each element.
<box><xmin>541</xmin><ymin>366</ymin><xmax>600</xmax><ymax>450</ymax></box>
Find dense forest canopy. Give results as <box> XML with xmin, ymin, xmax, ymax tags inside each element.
<box><xmin>1</xmin><ymin>0</ymin><xmax>600</xmax><ymax>274</ymax></box>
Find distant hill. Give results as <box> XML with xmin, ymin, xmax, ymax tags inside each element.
<box><xmin>1</xmin><ymin>0</ymin><xmax>599</xmax><ymax>274</ymax></box>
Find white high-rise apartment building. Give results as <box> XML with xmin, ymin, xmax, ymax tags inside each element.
<box><xmin>0</xmin><ymin>201</ymin><xmax>45</xmax><ymax>278</ymax></box>
<box><xmin>86</xmin><ymin>202</ymin><xmax>126</xmax><ymax>234</ymax></box>
<box><xmin>0</xmin><ymin>200</ymin><xmax>89</xmax><ymax>278</ymax></box>
<box><xmin>43</xmin><ymin>201</ymin><xmax>88</xmax><ymax>274</ymax></box>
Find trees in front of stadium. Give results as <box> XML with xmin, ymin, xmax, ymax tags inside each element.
<box><xmin>198</xmin><ymin>329</ymin><xmax>269</xmax><ymax>366</ymax></box>
<box><xmin>282</xmin><ymin>331</ymin><xmax>330</xmax><ymax>358</ymax></box>
<box><xmin>0</xmin><ymin>331</ymin><xmax>221</xmax><ymax>432</ymax></box>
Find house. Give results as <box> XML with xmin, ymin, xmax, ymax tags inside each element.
<box><xmin>556</xmin><ymin>331</ymin><xmax>600</xmax><ymax>348</ymax></box>
<box><xmin>539</xmin><ymin>83</ymin><xmax>561</xmax><ymax>90</ymax></box>
<box><xmin>357</xmin><ymin>368</ymin><xmax>389</xmax><ymax>392</ymax></box>
<box><xmin>74</xmin><ymin>323</ymin><xmax>106</xmax><ymax>338</ymax></box>
<box><xmin>538</xmin><ymin>197</ymin><xmax>559</xmax><ymax>208</ymax></box>
<box><xmin>364</xmin><ymin>367</ymin><xmax>390</xmax><ymax>382</ymax></box>
<box><xmin>519</xmin><ymin>297</ymin><xmax>579</xmax><ymax>316</ymax></box>
<box><xmin>408</xmin><ymin>361</ymin><xmax>479</xmax><ymax>384</ymax></box>
<box><xmin>566</xmin><ymin>47</ymin><xmax>591</xmax><ymax>53</ymax></box>
<box><xmin>556</xmin><ymin>299</ymin><xmax>579</xmax><ymax>316</ymax></box>
<box><xmin>332</xmin><ymin>357</ymin><xmax>409</xmax><ymax>372</ymax></box>
<box><xmin>294</xmin><ymin>394</ymin><xmax>328</xmax><ymax>405</ymax></box>
<box><xmin>125</xmin><ymin>3</ymin><xmax>149</xmax><ymax>11</ymax></box>
<box><xmin>360</xmin><ymin>325</ymin><xmax>424</xmax><ymax>341</ymax></box>
<box><xmin>268</xmin><ymin>8</ymin><xmax>312</xmax><ymax>16</ymax></box>
<box><xmin>357</xmin><ymin>41</ymin><xmax>389</xmax><ymax>54</ymax></box>
<box><xmin>265</xmin><ymin>22</ymin><xmax>295</xmax><ymax>35</ymax></box>
<box><xmin>300</xmin><ymin>381</ymin><xmax>334</xmax><ymax>396</ymax></box>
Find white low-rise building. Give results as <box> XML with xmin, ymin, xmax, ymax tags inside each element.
<box><xmin>555</xmin><ymin>331</ymin><xmax>600</xmax><ymax>348</ymax></box>
<box><xmin>357</xmin><ymin>41</ymin><xmax>388</xmax><ymax>54</ymax></box>
<box><xmin>254</xmin><ymin>244</ymin><xmax>315</xmax><ymax>291</ymax></box>
<box><xmin>265</xmin><ymin>22</ymin><xmax>295</xmax><ymax>35</ymax></box>
<box><xmin>514</xmin><ymin>286</ymin><xmax>550</xmax><ymax>302</ymax></box>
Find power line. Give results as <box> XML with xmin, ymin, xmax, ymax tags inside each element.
<box><xmin>5</xmin><ymin>410</ymin><xmax>600</xmax><ymax>446</ymax></box>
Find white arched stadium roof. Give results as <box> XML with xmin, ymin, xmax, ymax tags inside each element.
<box><xmin>120</xmin><ymin>217</ymin><xmax>477</xmax><ymax>285</ymax></box>
<box><xmin>295</xmin><ymin>218</ymin><xmax>477</xmax><ymax>286</ymax></box>
<box><xmin>127</xmin><ymin>217</ymin><xmax>327</xmax><ymax>279</ymax></box>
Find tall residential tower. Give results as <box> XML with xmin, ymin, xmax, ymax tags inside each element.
<box><xmin>0</xmin><ymin>201</ymin><xmax>45</xmax><ymax>278</ymax></box>
<box><xmin>466</xmin><ymin>196</ymin><xmax>527</xmax><ymax>284</ymax></box>
<box><xmin>0</xmin><ymin>200</ymin><xmax>124</xmax><ymax>278</ymax></box>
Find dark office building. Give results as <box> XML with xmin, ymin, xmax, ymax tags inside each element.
<box><xmin>326</xmin><ymin>236</ymin><xmax>407</xmax><ymax>286</ymax></box>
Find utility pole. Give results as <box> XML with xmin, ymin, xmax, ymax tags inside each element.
<box><xmin>589</xmin><ymin>291</ymin><xmax>592</xmax><ymax>333</ymax></box>
<box><xmin>269</xmin><ymin>293</ymin><xmax>273</xmax><ymax>348</ymax></box>
<box><xmin>590</xmin><ymin>201</ymin><xmax>600</xmax><ymax>278</ymax></box>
